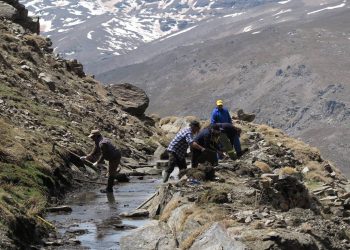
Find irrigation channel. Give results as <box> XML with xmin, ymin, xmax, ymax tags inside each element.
<box><xmin>45</xmin><ymin>176</ymin><xmax>160</xmax><ymax>249</ymax></box>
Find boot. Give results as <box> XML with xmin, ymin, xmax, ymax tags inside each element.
<box><xmin>163</xmin><ymin>171</ymin><xmax>170</xmax><ymax>183</ymax></box>
<box><xmin>101</xmin><ymin>176</ymin><xmax>114</xmax><ymax>193</ymax></box>
<box><xmin>107</xmin><ymin>176</ymin><xmax>114</xmax><ymax>192</ymax></box>
<box><xmin>237</xmin><ymin>148</ymin><xmax>249</xmax><ymax>158</ymax></box>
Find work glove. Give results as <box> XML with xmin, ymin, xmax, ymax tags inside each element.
<box><xmin>218</xmin><ymin>151</ymin><xmax>227</xmax><ymax>159</ymax></box>
<box><xmin>80</xmin><ymin>156</ymin><xmax>87</xmax><ymax>160</ymax></box>
<box><xmin>93</xmin><ymin>162</ymin><xmax>104</xmax><ymax>168</ymax></box>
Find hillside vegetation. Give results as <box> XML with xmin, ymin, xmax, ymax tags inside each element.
<box><xmin>0</xmin><ymin>8</ymin><xmax>159</xmax><ymax>248</ymax></box>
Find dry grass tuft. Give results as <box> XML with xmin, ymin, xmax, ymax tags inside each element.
<box><xmin>23</xmin><ymin>34</ymin><xmax>47</xmax><ymax>48</ymax></box>
<box><xmin>159</xmin><ymin>197</ymin><xmax>182</xmax><ymax>222</ymax></box>
<box><xmin>280</xmin><ymin>166</ymin><xmax>298</xmax><ymax>175</ymax></box>
<box><xmin>180</xmin><ymin>223</ymin><xmax>211</xmax><ymax>250</ymax></box>
<box><xmin>305</xmin><ymin>161</ymin><xmax>322</xmax><ymax>171</ymax></box>
<box><xmin>221</xmin><ymin>219</ymin><xmax>237</xmax><ymax>228</ymax></box>
<box><xmin>254</xmin><ymin>161</ymin><xmax>272</xmax><ymax>173</ymax></box>
<box><xmin>159</xmin><ymin>116</ymin><xmax>174</xmax><ymax>126</ymax></box>
<box><xmin>305</xmin><ymin>171</ymin><xmax>332</xmax><ymax>183</ymax></box>
<box><xmin>178</xmin><ymin>208</ymin><xmax>195</xmax><ymax>231</ymax></box>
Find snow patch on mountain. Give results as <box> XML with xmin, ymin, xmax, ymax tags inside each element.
<box><xmin>273</xmin><ymin>9</ymin><xmax>292</xmax><ymax>16</ymax></box>
<box><xmin>307</xmin><ymin>3</ymin><xmax>346</xmax><ymax>15</ymax></box>
<box><xmin>223</xmin><ymin>12</ymin><xmax>245</xmax><ymax>18</ymax></box>
<box><xmin>278</xmin><ymin>0</ymin><xmax>291</xmax><ymax>4</ymax></box>
<box><xmin>87</xmin><ymin>31</ymin><xmax>94</xmax><ymax>39</ymax></box>
<box><xmin>160</xmin><ymin>25</ymin><xmax>198</xmax><ymax>41</ymax></box>
<box><xmin>79</xmin><ymin>1</ymin><xmax>106</xmax><ymax>16</ymax></box>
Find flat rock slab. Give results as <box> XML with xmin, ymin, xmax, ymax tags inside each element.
<box><xmin>119</xmin><ymin>209</ymin><xmax>149</xmax><ymax>217</ymax></box>
<box><xmin>136</xmin><ymin>167</ymin><xmax>162</xmax><ymax>175</ymax></box>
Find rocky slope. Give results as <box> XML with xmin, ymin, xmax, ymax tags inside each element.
<box><xmin>97</xmin><ymin>0</ymin><xmax>350</xmax><ymax>175</ymax></box>
<box><xmin>0</xmin><ymin>1</ymin><xmax>161</xmax><ymax>248</ymax></box>
<box><xmin>122</xmin><ymin>116</ymin><xmax>350</xmax><ymax>250</ymax></box>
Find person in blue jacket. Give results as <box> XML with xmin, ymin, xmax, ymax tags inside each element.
<box><xmin>210</xmin><ymin>99</ymin><xmax>232</xmax><ymax>124</ymax></box>
<box><xmin>210</xmin><ymin>100</ymin><xmax>248</xmax><ymax>158</ymax></box>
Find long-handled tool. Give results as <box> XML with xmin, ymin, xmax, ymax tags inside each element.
<box><xmin>135</xmin><ymin>191</ymin><xmax>158</xmax><ymax>210</ymax></box>
<box><xmin>52</xmin><ymin>143</ymin><xmax>137</xmax><ymax>174</ymax></box>
<box><xmin>52</xmin><ymin>143</ymin><xmax>99</xmax><ymax>172</ymax></box>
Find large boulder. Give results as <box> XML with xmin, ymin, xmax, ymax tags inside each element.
<box><xmin>0</xmin><ymin>2</ymin><xmax>17</xmax><ymax>19</ymax></box>
<box><xmin>107</xmin><ymin>83</ymin><xmax>149</xmax><ymax>116</ymax></box>
<box><xmin>120</xmin><ymin>220</ymin><xmax>177</xmax><ymax>250</ymax></box>
<box><xmin>190</xmin><ymin>223</ymin><xmax>246</xmax><ymax>250</ymax></box>
<box><xmin>0</xmin><ymin>0</ymin><xmax>39</xmax><ymax>34</ymax></box>
<box><xmin>237</xmin><ymin>109</ymin><xmax>255</xmax><ymax>122</ymax></box>
<box><xmin>159</xmin><ymin>116</ymin><xmax>198</xmax><ymax>134</ymax></box>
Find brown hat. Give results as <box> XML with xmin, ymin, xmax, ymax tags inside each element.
<box><xmin>88</xmin><ymin>129</ymin><xmax>101</xmax><ymax>138</ymax></box>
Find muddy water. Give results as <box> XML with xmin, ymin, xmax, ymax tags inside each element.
<box><xmin>46</xmin><ymin>176</ymin><xmax>160</xmax><ymax>249</ymax></box>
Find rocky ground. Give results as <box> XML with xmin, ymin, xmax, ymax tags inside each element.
<box><xmin>121</xmin><ymin>117</ymin><xmax>350</xmax><ymax>250</ymax></box>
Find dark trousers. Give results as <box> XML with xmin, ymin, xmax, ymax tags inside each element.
<box><xmin>192</xmin><ymin>149</ymin><xmax>218</xmax><ymax>168</ymax></box>
<box><xmin>216</xmin><ymin>123</ymin><xmax>242</xmax><ymax>154</ymax></box>
<box><xmin>107</xmin><ymin>150</ymin><xmax>122</xmax><ymax>178</ymax></box>
<box><xmin>165</xmin><ymin>151</ymin><xmax>187</xmax><ymax>174</ymax></box>
<box><xmin>227</xmin><ymin>133</ymin><xmax>242</xmax><ymax>154</ymax></box>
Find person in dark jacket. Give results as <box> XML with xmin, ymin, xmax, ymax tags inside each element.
<box><xmin>192</xmin><ymin>124</ymin><xmax>223</xmax><ymax>168</ymax></box>
<box><xmin>81</xmin><ymin>130</ymin><xmax>121</xmax><ymax>193</ymax></box>
<box><xmin>210</xmin><ymin>99</ymin><xmax>232</xmax><ymax>124</ymax></box>
<box><xmin>216</xmin><ymin>123</ymin><xmax>247</xmax><ymax>157</ymax></box>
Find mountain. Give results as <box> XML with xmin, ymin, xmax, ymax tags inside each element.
<box><xmin>19</xmin><ymin>0</ymin><xmax>281</xmax><ymax>71</ymax></box>
<box><xmin>96</xmin><ymin>0</ymin><xmax>350</xmax><ymax>175</ymax></box>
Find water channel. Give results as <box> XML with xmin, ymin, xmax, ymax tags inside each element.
<box><xmin>46</xmin><ymin>176</ymin><xmax>160</xmax><ymax>249</ymax></box>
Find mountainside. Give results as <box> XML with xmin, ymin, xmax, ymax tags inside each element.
<box><xmin>19</xmin><ymin>0</ymin><xmax>280</xmax><ymax>71</ymax></box>
<box><xmin>0</xmin><ymin>1</ymin><xmax>160</xmax><ymax>248</ymax></box>
<box><xmin>97</xmin><ymin>0</ymin><xmax>350</xmax><ymax>175</ymax></box>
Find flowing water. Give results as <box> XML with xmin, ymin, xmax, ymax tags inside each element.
<box><xmin>46</xmin><ymin>176</ymin><xmax>160</xmax><ymax>249</ymax></box>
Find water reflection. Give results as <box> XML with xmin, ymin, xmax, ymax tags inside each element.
<box><xmin>46</xmin><ymin>177</ymin><xmax>159</xmax><ymax>249</ymax></box>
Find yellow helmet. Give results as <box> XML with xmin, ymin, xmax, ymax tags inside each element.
<box><xmin>216</xmin><ymin>99</ymin><xmax>223</xmax><ymax>106</ymax></box>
